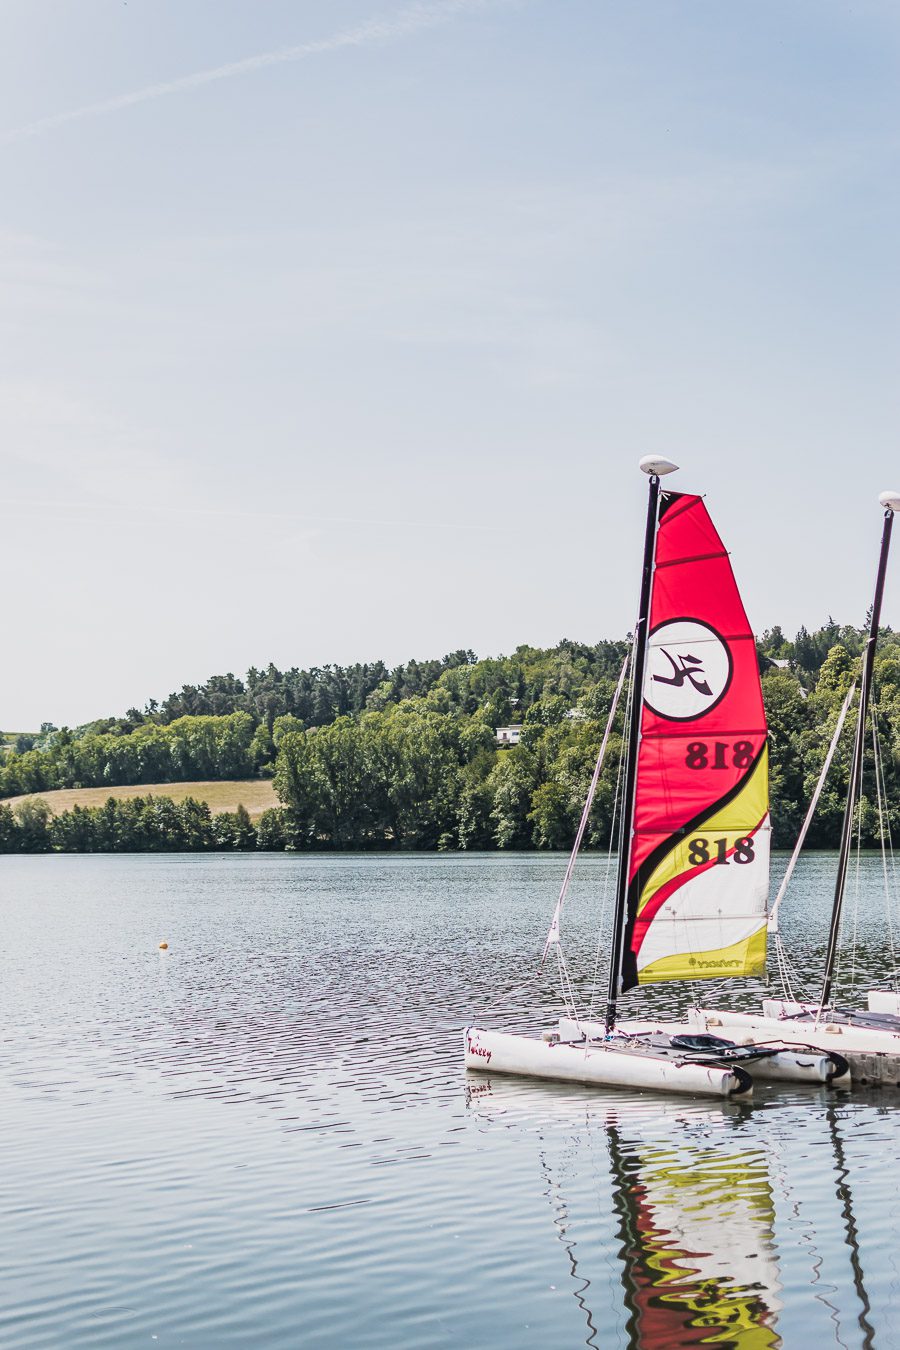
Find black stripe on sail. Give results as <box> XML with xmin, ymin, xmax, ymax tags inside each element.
<box><xmin>619</xmin><ymin>740</ymin><xmax>767</xmax><ymax>991</ymax></box>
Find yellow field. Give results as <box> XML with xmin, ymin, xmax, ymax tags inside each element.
<box><xmin>0</xmin><ymin>780</ymin><xmax>279</xmax><ymax>819</ymax></box>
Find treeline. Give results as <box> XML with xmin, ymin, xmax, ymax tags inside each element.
<box><xmin>4</xmin><ymin>623</ymin><xmax>900</xmax><ymax>854</ymax></box>
<box><xmin>139</xmin><ymin>644</ymin><xmax>612</xmax><ymax>728</ymax></box>
<box><xmin>272</xmin><ymin>694</ymin><xmax>622</xmax><ymax>850</ymax></box>
<box><xmin>0</xmin><ymin>796</ymin><xmax>294</xmax><ymax>853</ymax></box>
<box><xmin>0</xmin><ymin>713</ymin><xmax>263</xmax><ymax>798</ymax></box>
<box><xmin>0</xmin><ymin>640</ymin><xmax>627</xmax><ymax>798</ymax></box>
<box><xmin>270</xmin><ymin>638</ymin><xmax>900</xmax><ymax>851</ymax></box>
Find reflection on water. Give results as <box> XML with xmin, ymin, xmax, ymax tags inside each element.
<box><xmin>1</xmin><ymin>852</ymin><xmax>900</xmax><ymax>1346</ymax></box>
<box><xmin>469</xmin><ymin>1079</ymin><xmax>781</xmax><ymax>1348</ymax></box>
<box><xmin>468</xmin><ymin>1076</ymin><xmax>894</xmax><ymax>1350</ymax></box>
<box><xmin>608</xmin><ymin>1130</ymin><xmax>779</xmax><ymax>1348</ymax></box>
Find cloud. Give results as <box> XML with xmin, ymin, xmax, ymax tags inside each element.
<box><xmin>0</xmin><ymin>0</ymin><xmax>500</xmax><ymax>145</ymax></box>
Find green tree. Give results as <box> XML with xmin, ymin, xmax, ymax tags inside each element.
<box><xmin>0</xmin><ymin>804</ymin><xmax>18</xmax><ymax>851</ymax></box>
<box><xmin>256</xmin><ymin>807</ymin><xmax>288</xmax><ymax>850</ymax></box>
<box><xmin>14</xmin><ymin>798</ymin><xmax>52</xmax><ymax>851</ymax></box>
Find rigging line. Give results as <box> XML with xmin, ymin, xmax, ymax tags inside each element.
<box><xmin>540</xmin><ymin>654</ymin><xmax>630</xmax><ymax>970</ymax></box>
<box><xmin>771</xmin><ymin>855</ymin><xmax>806</xmax><ymax>1001</ymax></box>
<box><xmin>835</xmin><ymin>786</ymin><xmax>864</xmax><ymax>1002</ymax></box>
<box><xmin>769</xmin><ymin>682</ymin><xmax>857</xmax><ymax>938</ymax></box>
<box><xmin>846</xmin><ymin>858</ymin><xmax>857</xmax><ymax>997</ymax></box>
<box><xmin>782</xmin><ymin>939</ymin><xmax>798</xmax><ymax>1004</ymax></box>
<box><xmin>884</xmin><ymin>759</ymin><xmax>900</xmax><ymax>992</ymax></box>
<box><xmin>555</xmin><ymin>944</ymin><xmax>579</xmax><ymax>1020</ymax></box>
<box><xmin>772</xmin><ymin>925</ymin><xmax>785</xmax><ymax>992</ymax></box>
<box><xmin>878</xmin><ymin>715</ymin><xmax>900</xmax><ymax>993</ymax></box>
<box><xmin>823</xmin><ymin>507</ymin><xmax>895</xmax><ymax>1008</ymax></box>
<box><xmin>782</xmin><ymin>924</ymin><xmax>810</xmax><ymax>1002</ymax></box>
<box><xmin>556</xmin><ymin>920</ymin><xmax>584</xmax><ymax>1020</ymax></box>
<box><xmin>596</xmin><ymin>677</ymin><xmax>632</xmax><ymax>980</ymax></box>
<box><xmin>587</xmin><ymin>664</ymin><xmax>633</xmax><ymax>1022</ymax></box>
<box><xmin>851</xmin><ymin>788</ymin><xmax>864</xmax><ymax>994</ymax></box>
<box><xmin>775</xmin><ymin>932</ymin><xmax>798</xmax><ymax>1003</ymax></box>
<box><xmin>872</xmin><ymin>708</ymin><xmax>898</xmax><ymax>982</ymax></box>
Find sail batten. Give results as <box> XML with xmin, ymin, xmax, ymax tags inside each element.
<box><xmin>621</xmin><ymin>491</ymin><xmax>769</xmax><ymax>990</ymax></box>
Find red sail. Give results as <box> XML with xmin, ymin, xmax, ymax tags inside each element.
<box><xmin>621</xmin><ymin>491</ymin><xmax>769</xmax><ymax>989</ymax></box>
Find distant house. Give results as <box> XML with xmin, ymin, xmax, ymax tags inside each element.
<box><xmin>762</xmin><ymin>654</ymin><xmax>807</xmax><ymax>697</ymax></box>
<box><xmin>495</xmin><ymin>724</ymin><xmax>523</xmax><ymax>746</ymax></box>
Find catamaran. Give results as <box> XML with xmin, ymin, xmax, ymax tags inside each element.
<box><xmin>686</xmin><ymin>491</ymin><xmax>900</xmax><ymax>1083</ymax></box>
<box><xmin>465</xmin><ymin>458</ymin><xmax>843</xmax><ymax>1097</ymax></box>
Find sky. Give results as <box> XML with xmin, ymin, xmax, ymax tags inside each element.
<box><xmin>0</xmin><ymin>0</ymin><xmax>898</xmax><ymax>728</ymax></box>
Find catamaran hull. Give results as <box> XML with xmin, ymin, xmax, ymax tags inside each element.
<box><xmin>464</xmin><ymin>1027</ymin><xmax>752</xmax><ymax>1099</ymax></box>
<box><xmin>868</xmin><ymin>991</ymin><xmax>900</xmax><ymax>1016</ymax></box>
<box><xmin>692</xmin><ymin>1004</ymin><xmax>900</xmax><ymax>1087</ymax></box>
<box><xmin>583</xmin><ymin>1017</ymin><xmax>847</xmax><ymax>1086</ymax></box>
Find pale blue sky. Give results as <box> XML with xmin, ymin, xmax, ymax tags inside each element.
<box><xmin>1</xmin><ymin>0</ymin><xmax>898</xmax><ymax>727</ymax></box>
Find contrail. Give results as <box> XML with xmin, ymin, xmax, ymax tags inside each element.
<box><xmin>2</xmin><ymin>495</ymin><xmax>521</xmax><ymax>534</ymax></box>
<box><xmin>0</xmin><ymin>0</ymin><xmax>498</xmax><ymax>145</ymax></box>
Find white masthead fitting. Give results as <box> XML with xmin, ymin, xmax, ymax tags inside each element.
<box><xmin>879</xmin><ymin>490</ymin><xmax>900</xmax><ymax>513</ymax></box>
<box><xmin>639</xmin><ymin>456</ymin><xmax>679</xmax><ymax>477</ymax></box>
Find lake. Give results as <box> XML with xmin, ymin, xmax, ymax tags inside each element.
<box><xmin>1</xmin><ymin>851</ymin><xmax>899</xmax><ymax>1348</ymax></box>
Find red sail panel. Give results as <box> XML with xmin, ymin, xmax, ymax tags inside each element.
<box><xmin>621</xmin><ymin>491</ymin><xmax>769</xmax><ymax>989</ymax></box>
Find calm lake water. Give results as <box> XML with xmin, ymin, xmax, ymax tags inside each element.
<box><xmin>2</xmin><ymin>851</ymin><xmax>900</xmax><ymax>1348</ymax></box>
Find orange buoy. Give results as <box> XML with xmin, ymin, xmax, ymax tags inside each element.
<box><xmin>159</xmin><ymin>942</ymin><xmax>169</xmax><ymax>950</ymax></box>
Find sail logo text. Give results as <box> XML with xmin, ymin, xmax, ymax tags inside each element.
<box><xmin>688</xmin><ymin>957</ymin><xmax>741</xmax><ymax>968</ymax></box>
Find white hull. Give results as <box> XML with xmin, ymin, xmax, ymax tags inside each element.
<box><xmin>464</xmin><ymin>1027</ymin><xmax>752</xmax><ymax>1099</ymax></box>
<box><xmin>691</xmin><ymin>1002</ymin><xmax>900</xmax><ymax>1086</ymax></box>
<box><xmin>868</xmin><ymin>991</ymin><xmax>900</xmax><ymax>1015</ymax></box>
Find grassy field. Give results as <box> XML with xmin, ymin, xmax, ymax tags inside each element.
<box><xmin>0</xmin><ymin>780</ymin><xmax>279</xmax><ymax>818</ymax></box>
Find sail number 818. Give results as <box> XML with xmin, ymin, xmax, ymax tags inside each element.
<box><xmin>688</xmin><ymin>837</ymin><xmax>755</xmax><ymax>867</ymax></box>
<box><xmin>685</xmin><ymin>740</ymin><xmax>754</xmax><ymax>770</ymax></box>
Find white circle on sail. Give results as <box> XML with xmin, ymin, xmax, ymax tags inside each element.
<box><xmin>643</xmin><ymin>619</ymin><xmax>732</xmax><ymax>721</ymax></box>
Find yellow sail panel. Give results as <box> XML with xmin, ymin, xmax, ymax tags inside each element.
<box><xmin>637</xmin><ymin>922</ymin><xmax>767</xmax><ymax>985</ymax></box>
<box><xmin>632</xmin><ymin>749</ymin><xmax>769</xmax><ymax>984</ymax></box>
<box><xmin>637</xmin><ymin>748</ymin><xmax>769</xmax><ymax>917</ymax></box>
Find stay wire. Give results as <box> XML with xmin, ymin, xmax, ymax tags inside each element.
<box><xmin>587</xmin><ymin>668</ymin><xmax>632</xmax><ymax>1023</ymax></box>
<box><xmin>872</xmin><ymin>706</ymin><xmax>899</xmax><ymax>986</ymax></box>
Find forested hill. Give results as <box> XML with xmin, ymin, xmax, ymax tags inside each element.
<box><xmin>0</xmin><ymin>620</ymin><xmax>896</xmax><ymax>852</ymax></box>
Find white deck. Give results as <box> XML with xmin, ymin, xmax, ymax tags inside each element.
<box><xmin>691</xmin><ymin>1001</ymin><xmax>900</xmax><ymax>1086</ymax></box>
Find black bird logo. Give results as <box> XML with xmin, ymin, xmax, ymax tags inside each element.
<box><xmin>652</xmin><ymin>649</ymin><xmax>713</xmax><ymax>696</ymax></box>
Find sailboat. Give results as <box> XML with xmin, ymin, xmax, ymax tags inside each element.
<box><xmin>690</xmin><ymin>491</ymin><xmax>900</xmax><ymax>1085</ymax></box>
<box><xmin>465</xmin><ymin>459</ymin><xmax>841</xmax><ymax>1097</ymax></box>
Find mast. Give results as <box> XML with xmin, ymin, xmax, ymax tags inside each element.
<box><xmin>605</xmin><ymin>457</ymin><xmax>678</xmax><ymax>1031</ymax></box>
<box><xmin>821</xmin><ymin>491</ymin><xmax>900</xmax><ymax>1008</ymax></box>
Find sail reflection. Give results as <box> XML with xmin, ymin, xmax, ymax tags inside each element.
<box><xmin>467</xmin><ymin>1078</ymin><xmax>781</xmax><ymax>1349</ymax></box>
<box><xmin>608</xmin><ymin>1126</ymin><xmax>780</xmax><ymax>1348</ymax></box>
